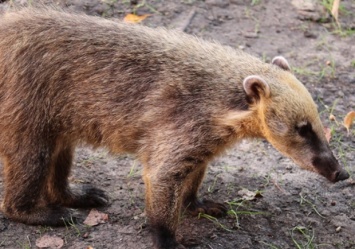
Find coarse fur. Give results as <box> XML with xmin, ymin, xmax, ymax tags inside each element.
<box><xmin>0</xmin><ymin>8</ymin><xmax>349</xmax><ymax>249</ymax></box>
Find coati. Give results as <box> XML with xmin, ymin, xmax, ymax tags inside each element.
<box><xmin>0</xmin><ymin>8</ymin><xmax>350</xmax><ymax>249</ymax></box>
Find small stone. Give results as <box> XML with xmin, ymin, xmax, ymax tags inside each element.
<box><xmin>286</xmin><ymin>164</ymin><xmax>293</xmax><ymax>170</ymax></box>
<box><xmin>336</xmin><ymin>226</ymin><xmax>341</xmax><ymax>232</ymax></box>
<box><xmin>205</xmin><ymin>0</ymin><xmax>229</xmax><ymax>8</ymax></box>
<box><xmin>243</xmin><ymin>32</ymin><xmax>258</xmax><ymax>38</ymax></box>
<box><xmin>304</xmin><ymin>30</ymin><xmax>317</xmax><ymax>38</ymax></box>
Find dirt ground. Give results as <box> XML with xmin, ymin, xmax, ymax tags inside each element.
<box><xmin>0</xmin><ymin>0</ymin><xmax>354</xmax><ymax>248</ymax></box>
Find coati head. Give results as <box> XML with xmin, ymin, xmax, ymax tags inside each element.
<box><xmin>242</xmin><ymin>56</ymin><xmax>349</xmax><ymax>182</ymax></box>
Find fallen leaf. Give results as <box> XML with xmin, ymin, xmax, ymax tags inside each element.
<box><xmin>84</xmin><ymin>209</ymin><xmax>109</xmax><ymax>227</ymax></box>
<box><xmin>123</xmin><ymin>13</ymin><xmax>150</xmax><ymax>24</ymax></box>
<box><xmin>238</xmin><ymin>188</ymin><xmax>263</xmax><ymax>201</ymax></box>
<box><xmin>324</xmin><ymin>127</ymin><xmax>332</xmax><ymax>143</ymax></box>
<box><xmin>343</xmin><ymin>111</ymin><xmax>355</xmax><ymax>135</ymax></box>
<box><xmin>36</xmin><ymin>235</ymin><xmax>64</xmax><ymax>249</ymax></box>
<box><xmin>86</xmin><ymin>246</ymin><xmax>94</xmax><ymax>249</ymax></box>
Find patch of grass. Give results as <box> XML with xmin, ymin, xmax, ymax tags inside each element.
<box><xmin>319</xmin><ymin>0</ymin><xmax>334</xmax><ymax>13</ymax></box>
<box><xmin>319</xmin><ymin>0</ymin><xmax>348</xmax><ymax>16</ymax></box>
<box><xmin>197</xmin><ymin>199</ymin><xmax>266</xmax><ymax>232</ymax></box>
<box><xmin>351</xmin><ymin>60</ymin><xmax>355</xmax><ymax>68</ymax></box>
<box><xmin>181</xmin><ymin>0</ymin><xmax>196</xmax><ymax>4</ymax></box>
<box><xmin>299</xmin><ymin>194</ymin><xmax>324</xmax><ymax>218</ymax></box>
<box><xmin>207</xmin><ymin>173</ymin><xmax>220</xmax><ymax>193</ymax></box>
<box><xmin>292</xmin><ymin>67</ymin><xmax>319</xmax><ymax>77</ymax></box>
<box><xmin>226</xmin><ymin>182</ymin><xmax>236</xmax><ymax>195</ymax></box>
<box><xmin>319</xmin><ymin>59</ymin><xmax>336</xmax><ymax>78</ymax></box>
<box><xmin>333</xmin><ymin>27</ymin><xmax>355</xmax><ymax>37</ymax></box>
<box><xmin>102</xmin><ymin>0</ymin><xmax>119</xmax><ymax>4</ymax></box>
<box><xmin>244</xmin><ymin>8</ymin><xmax>260</xmax><ymax>35</ymax></box>
<box><xmin>318</xmin><ymin>98</ymin><xmax>339</xmax><ymax>117</ymax></box>
<box><xmin>319</xmin><ymin>0</ymin><xmax>354</xmax><ymax>36</ymax></box>
<box><xmin>17</xmin><ymin>236</ymin><xmax>31</xmax><ymax>249</ymax></box>
<box><xmin>251</xmin><ymin>0</ymin><xmax>261</xmax><ymax>6</ymax></box>
<box><xmin>226</xmin><ymin>200</ymin><xmax>266</xmax><ymax>229</ymax></box>
<box><xmin>132</xmin><ymin>0</ymin><xmax>160</xmax><ymax>14</ymax></box>
<box><xmin>198</xmin><ymin>213</ymin><xmax>232</xmax><ymax>232</ymax></box>
<box><xmin>316</xmin><ymin>35</ymin><xmax>332</xmax><ymax>51</ymax></box>
<box><xmin>292</xmin><ymin>57</ymin><xmax>337</xmax><ymax>79</ymax></box>
<box><xmin>291</xmin><ymin>226</ymin><xmax>316</xmax><ymax>249</ymax></box>
<box><xmin>63</xmin><ymin>216</ymin><xmax>81</xmax><ymax>237</ymax></box>
<box><xmin>37</xmin><ymin>226</ymin><xmax>53</xmax><ymax>236</ymax></box>
<box><xmin>260</xmin><ymin>241</ymin><xmax>281</xmax><ymax>249</ymax></box>
<box><xmin>127</xmin><ymin>160</ymin><xmax>140</xmax><ymax>178</ymax></box>
<box><xmin>262</xmin><ymin>173</ymin><xmax>272</xmax><ymax>187</ymax></box>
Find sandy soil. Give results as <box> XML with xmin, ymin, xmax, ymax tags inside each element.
<box><xmin>0</xmin><ymin>0</ymin><xmax>354</xmax><ymax>248</ymax></box>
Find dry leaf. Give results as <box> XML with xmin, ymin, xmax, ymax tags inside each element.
<box><xmin>123</xmin><ymin>14</ymin><xmax>150</xmax><ymax>24</ymax></box>
<box><xmin>343</xmin><ymin>111</ymin><xmax>355</xmax><ymax>135</ymax></box>
<box><xmin>331</xmin><ymin>0</ymin><xmax>340</xmax><ymax>24</ymax></box>
<box><xmin>86</xmin><ymin>246</ymin><xmax>94</xmax><ymax>249</ymax></box>
<box><xmin>36</xmin><ymin>235</ymin><xmax>64</xmax><ymax>249</ymax></box>
<box><xmin>238</xmin><ymin>188</ymin><xmax>263</xmax><ymax>201</ymax></box>
<box><xmin>84</xmin><ymin>209</ymin><xmax>109</xmax><ymax>227</ymax></box>
<box><xmin>324</xmin><ymin>127</ymin><xmax>331</xmax><ymax>143</ymax></box>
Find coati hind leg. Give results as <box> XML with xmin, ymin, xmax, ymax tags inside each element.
<box><xmin>182</xmin><ymin>164</ymin><xmax>227</xmax><ymax>217</ymax></box>
<box><xmin>1</xmin><ymin>142</ymin><xmax>72</xmax><ymax>226</ymax></box>
<box><xmin>45</xmin><ymin>144</ymin><xmax>109</xmax><ymax>209</ymax></box>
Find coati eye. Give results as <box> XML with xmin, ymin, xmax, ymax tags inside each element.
<box><xmin>295</xmin><ymin>122</ymin><xmax>312</xmax><ymax>137</ymax></box>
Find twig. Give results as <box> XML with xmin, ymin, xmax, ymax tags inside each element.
<box><xmin>271</xmin><ymin>178</ymin><xmax>287</xmax><ymax>194</ymax></box>
<box><xmin>176</xmin><ymin>7</ymin><xmax>196</xmax><ymax>32</ymax></box>
<box><xmin>331</xmin><ymin>0</ymin><xmax>340</xmax><ymax>26</ymax></box>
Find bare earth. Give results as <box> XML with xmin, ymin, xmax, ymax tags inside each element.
<box><xmin>0</xmin><ymin>0</ymin><xmax>354</xmax><ymax>248</ymax></box>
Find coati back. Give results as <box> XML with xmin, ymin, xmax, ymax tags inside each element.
<box><xmin>0</xmin><ymin>8</ymin><xmax>349</xmax><ymax>249</ymax></box>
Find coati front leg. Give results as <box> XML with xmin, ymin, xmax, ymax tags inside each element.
<box><xmin>143</xmin><ymin>154</ymin><xmax>226</xmax><ymax>248</ymax></box>
<box><xmin>45</xmin><ymin>144</ymin><xmax>108</xmax><ymax>209</ymax></box>
<box><xmin>182</xmin><ymin>164</ymin><xmax>227</xmax><ymax>217</ymax></box>
<box><xmin>143</xmin><ymin>159</ymin><xmax>197</xmax><ymax>249</ymax></box>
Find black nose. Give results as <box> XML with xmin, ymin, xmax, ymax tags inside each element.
<box><xmin>335</xmin><ymin>170</ymin><xmax>350</xmax><ymax>182</ymax></box>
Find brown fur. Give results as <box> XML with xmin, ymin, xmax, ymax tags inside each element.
<box><xmin>0</xmin><ymin>8</ymin><xmax>348</xmax><ymax>249</ymax></box>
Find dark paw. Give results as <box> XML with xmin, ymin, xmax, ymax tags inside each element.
<box><xmin>81</xmin><ymin>185</ymin><xmax>109</xmax><ymax>206</ymax></box>
<box><xmin>65</xmin><ymin>185</ymin><xmax>109</xmax><ymax>208</ymax></box>
<box><xmin>152</xmin><ymin>225</ymin><xmax>186</xmax><ymax>249</ymax></box>
<box><xmin>3</xmin><ymin>206</ymin><xmax>78</xmax><ymax>226</ymax></box>
<box><xmin>185</xmin><ymin>199</ymin><xmax>227</xmax><ymax>217</ymax></box>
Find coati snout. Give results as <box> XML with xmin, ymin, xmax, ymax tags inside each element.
<box><xmin>312</xmin><ymin>152</ymin><xmax>350</xmax><ymax>182</ymax></box>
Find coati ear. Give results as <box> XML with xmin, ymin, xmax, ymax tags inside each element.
<box><xmin>271</xmin><ymin>56</ymin><xmax>290</xmax><ymax>71</ymax></box>
<box><xmin>243</xmin><ymin>75</ymin><xmax>270</xmax><ymax>102</ymax></box>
